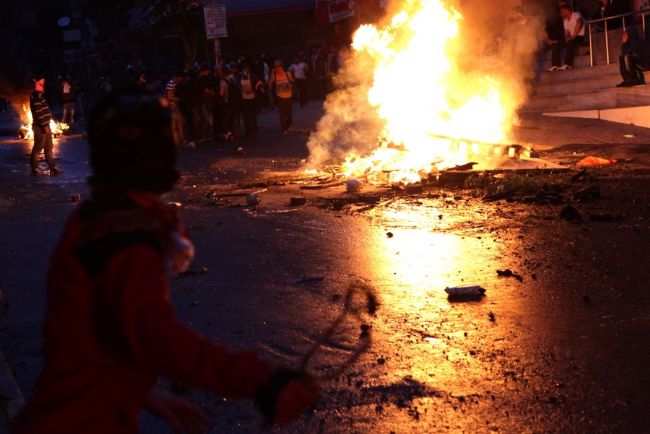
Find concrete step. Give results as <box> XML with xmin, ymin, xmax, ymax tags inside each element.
<box><xmin>539</xmin><ymin>52</ymin><xmax>594</xmax><ymax>69</ymax></box>
<box><xmin>521</xmin><ymin>84</ymin><xmax>650</xmax><ymax>113</ymax></box>
<box><xmin>535</xmin><ymin>73</ymin><xmax>621</xmax><ymax>97</ymax></box>
<box><xmin>544</xmin><ymin>104</ymin><xmax>650</xmax><ymax>129</ymax></box>
<box><xmin>537</xmin><ymin>63</ymin><xmax>619</xmax><ymax>85</ymax></box>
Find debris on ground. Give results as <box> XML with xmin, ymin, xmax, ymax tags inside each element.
<box><xmin>560</xmin><ymin>204</ymin><xmax>584</xmax><ymax>223</ymax></box>
<box><xmin>471</xmin><ymin>172</ymin><xmax>567</xmax><ymax>204</ymax></box>
<box><xmin>520</xmin><ymin>187</ymin><xmax>565</xmax><ymax>205</ymax></box>
<box><xmin>496</xmin><ymin>269</ymin><xmax>524</xmax><ymax>282</ymax></box>
<box><xmin>346</xmin><ymin>178</ymin><xmax>363</xmax><ymax>193</ymax></box>
<box><xmin>386</xmin><ymin>231</ymin><xmax>394</xmax><ymax>238</ymax></box>
<box><xmin>573</xmin><ymin>185</ymin><xmax>601</xmax><ymax>202</ymax></box>
<box><xmin>571</xmin><ymin>168</ymin><xmax>595</xmax><ymax>182</ymax></box>
<box><xmin>483</xmin><ymin>188</ymin><xmax>516</xmax><ymax>202</ymax></box>
<box><xmin>438</xmin><ymin>170</ymin><xmax>475</xmax><ymax>187</ymax></box>
<box><xmin>488</xmin><ymin>311</ymin><xmax>496</xmax><ymax>322</ymax></box>
<box><xmin>317</xmin><ymin>194</ymin><xmax>383</xmax><ymax>212</ymax></box>
<box><xmin>444</xmin><ymin>162</ymin><xmax>478</xmax><ymax>172</ymax></box>
<box><xmin>300</xmin><ymin>179</ymin><xmax>347</xmax><ymax>190</ymax></box>
<box><xmin>445</xmin><ymin>285</ymin><xmax>486</xmax><ymax>300</ymax></box>
<box><xmin>404</xmin><ymin>184</ymin><xmax>424</xmax><ymax>194</ymax></box>
<box><xmin>576</xmin><ymin>156</ymin><xmax>617</xmax><ymax>167</ymax></box>
<box><xmin>206</xmin><ymin>188</ymin><xmax>269</xmax><ymax>206</ymax></box>
<box><xmin>289</xmin><ymin>196</ymin><xmax>307</xmax><ymax>206</ymax></box>
<box><xmin>245</xmin><ymin>193</ymin><xmax>260</xmax><ymax>206</ymax></box>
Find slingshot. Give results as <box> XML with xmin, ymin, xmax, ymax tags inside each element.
<box><xmin>300</xmin><ymin>280</ymin><xmax>379</xmax><ymax>380</ymax></box>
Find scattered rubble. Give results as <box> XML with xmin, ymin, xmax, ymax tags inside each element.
<box><xmin>560</xmin><ymin>205</ymin><xmax>584</xmax><ymax>223</ymax></box>
<box><xmin>496</xmin><ymin>269</ymin><xmax>524</xmax><ymax>282</ymax></box>
<box><xmin>289</xmin><ymin>196</ymin><xmax>307</xmax><ymax>206</ymax></box>
<box><xmin>346</xmin><ymin>179</ymin><xmax>363</xmax><ymax>193</ymax></box>
<box><xmin>573</xmin><ymin>185</ymin><xmax>601</xmax><ymax>202</ymax></box>
<box><xmin>571</xmin><ymin>168</ymin><xmax>592</xmax><ymax>182</ymax></box>
<box><xmin>445</xmin><ymin>285</ymin><xmax>486</xmax><ymax>300</ymax></box>
<box><xmin>245</xmin><ymin>193</ymin><xmax>260</xmax><ymax>206</ymax></box>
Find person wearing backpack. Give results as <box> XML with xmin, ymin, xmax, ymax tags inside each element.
<box><xmin>269</xmin><ymin>60</ymin><xmax>294</xmax><ymax>135</ymax></box>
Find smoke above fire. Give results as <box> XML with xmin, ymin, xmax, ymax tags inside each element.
<box><xmin>307</xmin><ymin>0</ymin><xmax>546</xmax><ymax>183</ymax></box>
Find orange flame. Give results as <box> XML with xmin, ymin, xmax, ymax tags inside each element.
<box><xmin>322</xmin><ymin>0</ymin><xmax>525</xmax><ymax>184</ymax></box>
<box><xmin>19</xmin><ymin>103</ymin><xmax>69</xmax><ymax>140</ymax></box>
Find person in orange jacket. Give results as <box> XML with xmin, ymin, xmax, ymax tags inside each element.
<box><xmin>10</xmin><ymin>86</ymin><xmax>317</xmax><ymax>434</ymax></box>
<box><xmin>269</xmin><ymin>59</ymin><xmax>294</xmax><ymax>135</ymax></box>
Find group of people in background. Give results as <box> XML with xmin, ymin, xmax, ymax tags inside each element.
<box><xmin>65</xmin><ymin>44</ymin><xmax>344</xmax><ymax>148</ymax></box>
<box><xmin>19</xmin><ymin>43</ymin><xmax>344</xmax><ymax>177</ymax></box>
<box><xmin>542</xmin><ymin>0</ymin><xmax>650</xmax><ymax>86</ymax></box>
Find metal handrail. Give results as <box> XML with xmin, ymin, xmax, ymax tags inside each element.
<box><xmin>586</xmin><ymin>9</ymin><xmax>650</xmax><ymax>66</ymax></box>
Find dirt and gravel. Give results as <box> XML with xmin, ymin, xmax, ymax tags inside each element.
<box><xmin>1</xmin><ymin>105</ymin><xmax>650</xmax><ymax>433</ymax></box>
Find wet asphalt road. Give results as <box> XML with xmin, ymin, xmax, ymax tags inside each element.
<box><xmin>1</xmin><ymin>106</ymin><xmax>650</xmax><ymax>433</ymax></box>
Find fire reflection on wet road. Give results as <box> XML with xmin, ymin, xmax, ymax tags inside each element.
<box><xmin>329</xmin><ymin>197</ymin><xmax>540</xmax><ymax>432</ymax></box>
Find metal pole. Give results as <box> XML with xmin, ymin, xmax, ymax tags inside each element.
<box><xmin>213</xmin><ymin>38</ymin><xmax>221</xmax><ymax>65</ymax></box>
<box><xmin>641</xmin><ymin>13</ymin><xmax>646</xmax><ymax>39</ymax></box>
<box><xmin>605</xmin><ymin>19</ymin><xmax>610</xmax><ymax>64</ymax></box>
<box><xmin>588</xmin><ymin>23</ymin><xmax>594</xmax><ymax>66</ymax></box>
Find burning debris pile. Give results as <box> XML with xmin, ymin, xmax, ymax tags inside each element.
<box><xmin>17</xmin><ymin>103</ymin><xmax>69</xmax><ymax>139</ymax></box>
<box><xmin>306</xmin><ymin>0</ymin><xmax>549</xmax><ymax>187</ymax></box>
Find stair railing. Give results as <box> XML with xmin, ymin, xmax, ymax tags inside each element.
<box><xmin>586</xmin><ymin>9</ymin><xmax>650</xmax><ymax>66</ymax></box>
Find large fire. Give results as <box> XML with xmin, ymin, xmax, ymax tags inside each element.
<box><xmin>19</xmin><ymin>103</ymin><xmax>69</xmax><ymax>140</ymax></box>
<box><xmin>312</xmin><ymin>0</ymin><xmax>532</xmax><ymax>185</ymax></box>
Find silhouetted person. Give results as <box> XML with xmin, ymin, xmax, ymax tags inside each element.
<box><xmin>29</xmin><ymin>75</ymin><xmax>62</xmax><ymax>176</ymax></box>
<box><xmin>10</xmin><ymin>87</ymin><xmax>318</xmax><ymax>433</ymax></box>
<box><xmin>617</xmin><ymin>26</ymin><xmax>650</xmax><ymax>86</ymax></box>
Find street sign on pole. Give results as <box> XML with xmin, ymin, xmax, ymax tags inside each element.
<box><xmin>204</xmin><ymin>4</ymin><xmax>227</xmax><ymax>39</ymax></box>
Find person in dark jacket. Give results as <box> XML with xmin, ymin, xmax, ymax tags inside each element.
<box><xmin>29</xmin><ymin>75</ymin><xmax>62</xmax><ymax>176</ymax></box>
<box><xmin>10</xmin><ymin>86</ymin><xmax>318</xmax><ymax>434</ymax></box>
<box><xmin>617</xmin><ymin>26</ymin><xmax>650</xmax><ymax>86</ymax></box>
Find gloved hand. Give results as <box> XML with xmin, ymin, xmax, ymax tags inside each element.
<box><xmin>254</xmin><ymin>368</ymin><xmax>319</xmax><ymax>426</ymax></box>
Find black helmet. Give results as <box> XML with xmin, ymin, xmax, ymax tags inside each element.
<box><xmin>88</xmin><ymin>86</ymin><xmax>178</xmax><ymax>192</ymax></box>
